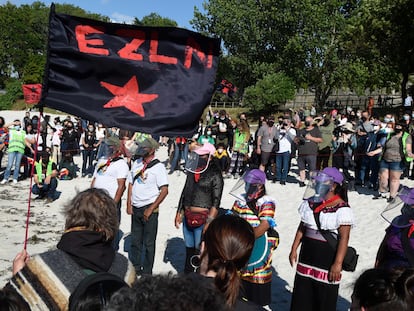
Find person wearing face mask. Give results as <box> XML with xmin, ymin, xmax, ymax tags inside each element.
<box><xmin>91</xmin><ymin>135</ymin><xmax>130</xmax><ymax>250</ymax></box>
<box><xmin>1</xmin><ymin>120</ymin><xmax>33</xmax><ymax>185</ymax></box>
<box><xmin>80</xmin><ymin>123</ymin><xmax>98</xmax><ymax>177</ymax></box>
<box><xmin>373</xmin><ymin>123</ymin><xmax>414</xmax><ymax>202</ymax></box>
<box><xmin>0</xmin><ymin>116</ymin><xmax>8</xmax><ymax>171</ymax></box>
<box><xmin>214</xmin><ymin>142</ymin><xmax>230</xmax><ymax>174</ymax></box>
<box><xmin>289</xmin><ymin>167</ymin><xmax>355</xmax><ymax>311</ymax></box>
<box><xmin>357</xmin><ymin>120</ymin><xmax>385</xmax><ymax>191</ymax></box>
<box><xmin>213</xmin><ymin>109</ymin><xmax>231</xmax><ymax>148</ymax></box>
<box><xmin>127</xmin><ymin>137</ymin><xmax>168</xmax><ymax>275</ymax></box>
<box><xmin>31</xmin><ymin>151</ymin><xmax>59</xmax><ymax>203</ymax></box>
<box><xmin>175</xmin><ymin>142</ymin><xmax>224</xmax><ymax>273</ymax></box>
<box><xmin>256</xmin><ymin>116</ymin><xmax>279</xmax><ymax>172</ymax></box>
<box><xmin>230</xmin><ymin>169</ymin><xmax>277</xmax><ymax>307</ymax></box>
<box><xmin>226</xmin><ymin>120</ymin><xmax>250</xmax><ymax>179</ymax></box>
<box><xmin>61</xmin><ymin>120</ymin><xmax>80</xmax><ymax>157</ymax></box>
<box><xmin>294</xmin><ymin>116</ymin><xmax>323</xmax><ymax>187</ymax></box>
<box><xmin>197</xmin><ymin>126</ymin><xmax>215</xmax><ymax>145</ymax></box>
<box><xmin>376</xmin><ymin>186</ymin><xmax>414</xmax><ymax>271</ymax></box>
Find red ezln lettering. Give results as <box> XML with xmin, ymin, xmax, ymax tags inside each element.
<box><xmin>117</xmin><ymin>29</ymin><xmax>145</xmax><ymax>61</ymax></box>
<box><xmin>184</xmin><ymin>38</ymin><xmax>213</xmax><ymax>69</ymax></box>
<box><xmin>149</xmin><ymin>32</ymin><xmax>178</xmax><ymax>64</ymax></box>
<box><xmin>76</xmin><ymin>25</ymin><xmax>109</xmax><ymax>55</ymax></box>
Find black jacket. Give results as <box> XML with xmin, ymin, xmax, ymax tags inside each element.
<box><xmin>179</xmin><ymin>159</ymin><xmax>224</xmax><ymax>210</ymax></box>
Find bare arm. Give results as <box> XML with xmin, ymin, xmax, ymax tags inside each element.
<box><xmin>289</xmin><ymin>222</ymin><xmax>305</xmax><ymax>267</ymax></box>
<box><xmin>328</xmin><ymin>225</ymin><xmax>351</xmax><ymax>282</ymax></box>
<box><xmin>253</xmin><ymin>219</ymin><xmax>270</xmax><ymax>238</ymax></box>
<box><xmin>126</xmin><ymin>183</ymin><xmax>133</xmax><ymax>215</ymax></box>
<box><xmin>113</xmin><ymin>178</ymin><xmax>126</xmax><ymax>205</ymax></box>
<box><xmin>143</xmin><ymin>185</ymin><xmax>169</xmax><ymax>221</ymax></box>
<box><xmin>406</xmin><ymin>142</ymin><xmax>414</xmax><ymax>158</ymax></box>
<box><xmin>256</xmin><ymin>136</ymin><xmax>262</xmax><ymax>154</ymax></box>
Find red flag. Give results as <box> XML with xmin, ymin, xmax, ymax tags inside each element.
<box><xmin>40</xmin><ymin>5</ymin><xmax>221</xmax><ymax>136</ymax></box>
<box><xmin>217</xmin><ymin>79</ymin><xmax>237</xmax><ymax>97</ymax></box>
<box><xmin>22</xmin><ymin>84</ymin><xmax>42</xmax><ymax>104</ymax></box>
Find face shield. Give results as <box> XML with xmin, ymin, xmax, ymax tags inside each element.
<box><xmin>123</xmin><ymin>139</ymin><xmax>138</xmax><ymax>158</ymax></box>
<box><xmin>185</xmin><ymin>143</ymin><xmax>215</xmax><ymax>174</ymax></box>
<box><xmin>229</xmin><ymin>169</ymin><xmax>266</xmax><ymax>202</ymax></box>
<box><xmin>303</xmin><ymin>171</ymin><xmax>334</xmax><ymax>203</ymax></box>
<box><xmin>129</xmin><ymin>137</ymin><xmax>158</xmax><ymax>161</ymax></box>
<box><xmin>381</xmin><ymin>186</ymin><xmax>414</xmax><ymax>228</ymax></box>
<box><xmin>229</xmin><ymin>174</ymin><xmax>247</xmax><ymax>201</ymax></box>
<box><xmin>98</xmin><ymin>141</ymin><xmax>118</xmax><ymax>160</ymax></box>
<box><xmin>185</xmin><ymin>151</ymin><xmax>211</xmax><ymax>174</ymax></box>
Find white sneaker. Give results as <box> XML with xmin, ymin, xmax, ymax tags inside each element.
<box><xmin>0</xmin><ymin>179</ymin><xmax>7</xmax><ymax>185</ymax></box>
<box><xmin>12</xmin><ymin>179</ymin><xmax>18</xmax><ymax>184</ymax></box>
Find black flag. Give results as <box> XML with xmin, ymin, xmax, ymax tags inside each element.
<box><xmin>41</xmin><ymin>5</ymin><xmax>221</xmax><ymax>136</ymax></box>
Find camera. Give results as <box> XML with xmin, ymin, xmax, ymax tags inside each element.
<box><xmin>333</xmin><ymin>127</ymin><xmax>342</xmax><ymax>138</ymax></box>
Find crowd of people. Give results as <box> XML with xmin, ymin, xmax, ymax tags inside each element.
<box><xmin>2</xmin><ymin>101</ymin><xmax>414</xmax><ymax>310</ymax></box>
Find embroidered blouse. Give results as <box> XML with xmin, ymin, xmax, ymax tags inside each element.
<box><xmin>298</xmin><ymin>199</ymin><xmax>355</xmax><ymax>232</ymax></box>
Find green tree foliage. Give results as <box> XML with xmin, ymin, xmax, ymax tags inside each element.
<box><xmin>0</xmin><ymin>79</ymin><xmax>22</xmax><ymax>109</ymax></box>
<box><xmin>348</xmin><ymin>0</ymin><xmax>414</xmax><ymax>98</ymax></box>
<box><xmin>243</xmin><ymin>72</ymin><xmax>295</xmax><ymax>114</ymax></box>
<box><xmin>0</xmin><ymin>1</ymin><xmax>110</xmax><ymax>88</ymax></box>
<box><xmin>133</xmin><ymin>13</ymin><xmax>178</xmax><ymax>27</ymax></box>
<box><xmin>193</xmin><ymin>0</ymin><xmax>408</xmax><ymax>108</ymax></box>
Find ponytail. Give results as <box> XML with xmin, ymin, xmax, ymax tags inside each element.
<box><xmin>213</xmin><ymin>260</ymin><xmax>240</xmax><ymax>307</ymax></box>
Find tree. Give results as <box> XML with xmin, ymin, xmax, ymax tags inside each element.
<box><xmin>133</xmin><ymin>13</ymin><xmax>177</xmax><ymax>27</ymax></box>
<box><xmin>243</xmin><ymin>72</ymin><xmax>295</xmax><ymax>114</ymax></box>
<box><xmin>349</xmin><ymin>0</ymin><xmax>414</xmax><ymax>99</ymax></box>
<box><xmin>0</xmin><ymin>1</ymin><xmax>110</xmax><ymax>88</ymax></box>
<box><xmin>192</xmin><ymin>0</ymin><xmax>372</xmax><ymax>107</ymax></box>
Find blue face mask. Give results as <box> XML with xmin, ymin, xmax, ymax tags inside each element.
<box><xmin>14</xmin><ymin>125</ymin><xmax>21</xmax><ymax>130</ymax></box>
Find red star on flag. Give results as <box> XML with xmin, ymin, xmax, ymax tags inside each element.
<box><xmin>100</xmin><ymin>76</ymin><xmax>158</xmax><ymax>117</ymax></box>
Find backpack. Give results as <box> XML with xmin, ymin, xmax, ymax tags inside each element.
<box><xmin>68</xmin><ymin>272</ymin><xmax>128</xmax><ymax>311</ymax></box>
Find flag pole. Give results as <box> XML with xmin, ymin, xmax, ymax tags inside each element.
<box><xmin>23</xmin><ymin>105</ymin><xmax>43</xmax><ymax>250</ymax></box>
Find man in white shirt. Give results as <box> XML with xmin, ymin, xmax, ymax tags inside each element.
<box><xmin>127</xmin><ymin>137</ymin><xmax>168</xmax><ymax>275</ymax></box>
<box><xmin>91</xmin><ymin>135</ymin><xmax>129</xmax><ymax>250</ymax></box>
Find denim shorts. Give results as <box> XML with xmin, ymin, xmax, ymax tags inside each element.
<box><xmin>379</xmin><ymin>159</ymin><xmax>405</xmax><ymax>172</ymax></box>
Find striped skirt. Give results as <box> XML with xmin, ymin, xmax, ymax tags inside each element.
<box><xmin>290</xmin><ymin>228</ymin><xmax>340</xmax><ymax>311</ymax></box>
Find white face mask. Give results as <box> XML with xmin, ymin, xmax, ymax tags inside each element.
<box><xmin>207</xmin><ymin>131</ymin><xmax>212</xmax><ymax>135</ymax></box>
<box><xmin>217</xmin><ymin>148</ymin><xmax>224</xmax><ymax>153</ymax></box>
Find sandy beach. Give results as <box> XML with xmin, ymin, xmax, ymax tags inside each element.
<box><xmin>0</xmin><ymin>109</ymin><xmax>411</xmax><ymax>310</ymax></box>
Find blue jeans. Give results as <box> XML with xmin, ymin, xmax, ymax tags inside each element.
<box><xmin>359</xmin><ymin>155</ymin><xmax>380</xmax><ymax>185</ymax></box>
<box><xmin>169</xmin><ymin>143</ymin><xmax>188</xmax><ymax>172</ymax></box>
<box><xmin>275</xmin><ymin>151</ymin><xmax>290</xmax><ymax>181</ymax></box>
<box><xmin>129</xmin><ymin>205</ymin><xmax>159</xmax><ymax>275</ymax></box>
<box><xmin>182</xmin><ymin>219</ymin><xmax>204</xmax><ymax>250</ymax></box>
<box><xmin>32</xmin><ymin>177</ymin><xmax>58</xmax><ymax>199</ymax></box>
<box><xmin>3</xmin><ymin>151</ymin><xmax>23</xmax><ymax>181</ymax></box>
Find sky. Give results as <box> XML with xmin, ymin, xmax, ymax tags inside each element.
<box><xmin>0</xmin><ymin>0</ymin><xmax>206</xmax><ymax>29</ymax></box>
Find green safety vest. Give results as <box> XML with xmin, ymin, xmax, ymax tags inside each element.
<box><xmin>233</xmin><ymin>130</ymin><xmax>249</xmax><ymax>154</ymax></box>
<box><xmin>35</xmin><ymin>160</ymin><xmax>54</xmax><ymax>183</ymax></box>
<box><xmin>8</xmin><ymin>129</ymin><xmax>26</xmax><ymax>154</ymax></box>
<box><xmin>401</xmin><ymin>132</ymin><xmax>413</xmax><ymax>162</ymax></box>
